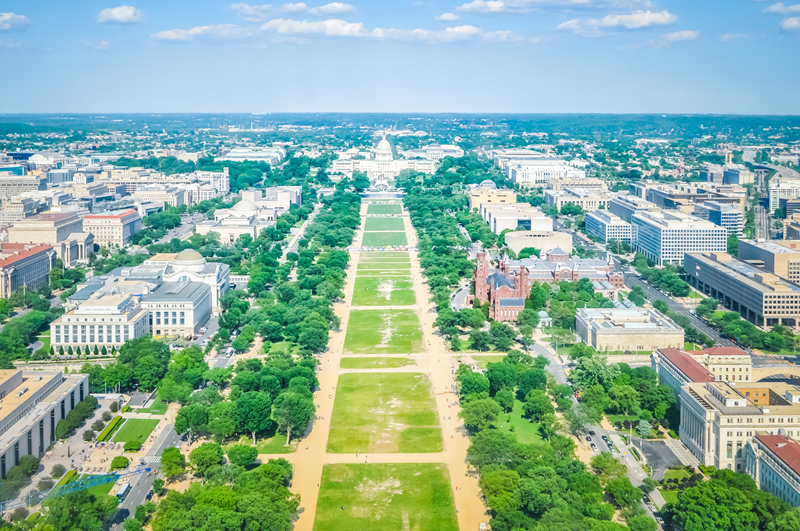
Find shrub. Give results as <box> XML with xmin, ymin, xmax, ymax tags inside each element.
<box><xmin>9</xmin><ymin>508</ymin><xmax>28</xmax><ymax>522</ymax></box>
<box><xmin>121</xmin><ymin>405</ymin><xmax>131</xmax><ymax>413</ymax></box>
<box><xmin>102</xmin><ymin>411</ymin><xmax>113</xmax><ymax>422</ymax></box>
<box><xmin>124</xmin><ymin>440</ymin><xmax>142</xmax><ymax>452</ymax></box>
<box><xmin>110</xmin><ymin>402</ymin><xmax>119</xmax><ymax>413</ymax></box>
<box><xmin>111</xmin><ymin>456</ymin><xmax>129</xmax><ymax>470</ymax></box>
<box><xmin>19</xmin><ymin>455</ymin><xmax>40</xmax><ymax>477</ymax></box>
<box><xmin>83</xmin><ymin>430</ymin><xmax>95</xmax><ymax>442</ymax></box>
<box><xmin>96</xmin><ymin>416</ymin><xmax>122</xmax><ymax>442</ymax></box>
<box><xmin>92</xmin><ymin>420</ymin><xmax>105</xmax><ymax>431</ymax></box>
<box><xmin>37</xmin><ymin>478</ymin><xmax>54</xmax><ymax>491</ymax></box>
<box><xmin>51</xmin><ymin>464</ymin><xmax>66</xmax><ymax>478</ymax></box>
<box><xmin>55</xmin><ymin>469</ymin><xmax>77</xmax><ymax>487</ymax></box>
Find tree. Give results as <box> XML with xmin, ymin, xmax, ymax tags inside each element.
<box><xmin>232</xmin><ymin>335</ymin><xmax>250</xmax><ymax>352</ymax></box>
<box><xmin>642</xmin><ymin>477</ymin><xmax>658</xmax><ymax>493</ymax></box>
<box><xmin>518</xmin><ymin>308</ymin><xmax>540</xmax><ymax>328</ymax></box>
<box><xmin>111</xmin><ymin>456</ymin><xmax>130</xmax><ymax>470</ymax></box>
<box><xmin>486</xmin><ymin>362</ymin><xmax>516</xmax><ymax>396</ymax></box>
<box><xmin>608</xmin><ymin>385</ymin><xmax>640</xmax><ymax>417</ymax></box>
<box><xmin>637</xmin><ymin>420</ymin><xmax>652</xmax><ymax>439</ymax></box>
<box><xmin>83</xmin><ymin>430</ymin><xmax>95</xmax><ymax>442</ymax></box>
<box><xmin>572</xmin><ymin>357</ymin><xmax>620</xmax><ymax>390</ymax></box>
<box><xmin>174</xmin><ymin>404</ymin><xmax>208</xmax><ymax>443</ymax></box>
<box><xmin>19</xmin><ymin>454</ymin><xmax>39</xmax><ymax>476</ymax></box>
<box><xmin>540</xmin><ymin>413</ymin><xmax>564</xmax><ymax>441</ymax></box>
<box><xmin>628</xmin><ymin>515</ymin><xmax>657</xmax><ymax>531</ymax></box>
<box><xmin>161</xmin><ymin>447</ymin><xmax>187</xmax><ymax>480</ymax></box>
<box><xmin>522</xmin><ymin>389</ymin><xmax>554</xmax><ymax>422</ymax></box>
<box><xmin>470</xmin><ymin>330</ymin><xmax>491</xmax><ymax>351</ymax></box>
<box><xmin>298</xmin><ymin>327</ymin><xmax>328</xmax><ymax>353</ymax></box>
<box><xmin>459</xmin><ymin>371</ymin><xmax>490</xmax><ymax>397</ymax></box>
<box><xmin>672</xmin><ymin>481</ymin><xmax>759</xmax><ymax>531</ymax></box>
<box><xmin>227</xmin><ymin>444</ymin><xmax>258</xmax><ymax>468</ymax></box>
<box><xmin>494</xmin><ymin>388</ymin><xmax>514</xmax><ymax>412</ymax></box>
<box><xmin>237</xmin><ymin>391</ymin><xmax>274</xmax><ymax>445</ymax></box>
<box><xmin>591</xmin><ymin>452</ymin><xmax>627</xmax><ymax>485</ymax></box>
<box><xmin>51</xmin><ymin>464</ymin><xmax>66</xmax><ymax>478</ymax></box>
<box><xmin>152</xmin><ymin>478</ymin><xmax>165</xmax><ymax>495</ymax></box>
<box><xmin>459</xmin><ymin>398</ymin><xmax>502</xmax><ymax>432</ymax></box>
<box><xmin>728</xmin><ymin>234</ymin><xmax>739</xmax><ymax>256</ymax></box>
<box><xmin>272</xmin><ymin>391</ymin><xmax>315</xmax><ymax>445</ymax></box>
<box><xmin>188</xmin><ymin>443</ymin><xmax>223</xmax><ymax>478</ymax></box>
<box><xmin>605</xmin><ymin>476</ymin><xmax>642</xmax><ymax>508</ymax></box>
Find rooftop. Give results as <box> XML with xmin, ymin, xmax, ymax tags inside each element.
<box><xmin>83</xmin><ymin>209</ymin><xmax>138</xmax><ymax>219</ymax></box>
<box><xmin>755</xmin><ymin>434</ymin><xmax>800</xmax><ymax>477</ymax></box>
<box><xmin>0</xmin><ymin>243</ymin><xmax>52</xmax><ymax>268</ymax></box>
<box><xmin>657</xmin><ymin>348</ymin><xmax>716</xmax><ymax>383</ymax></box>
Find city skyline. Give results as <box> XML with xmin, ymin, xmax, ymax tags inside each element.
<box><xmin>1</xmin><ymin>0</ymin><xmax>799</xmax><ymax>114</ymax></box>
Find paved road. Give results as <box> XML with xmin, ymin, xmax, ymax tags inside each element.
<box><xmin>154</xmin><ymin>213</ymin><xmax>207</xmax><ymax>245</ymax></box>
<box><xmin>623</xmin><ymin>273</ymin><xmax>734</xmax><ymax>347</ymax></box>
<box><xmin>452</xmin><ymin>286</ymin><xmax>470</xmax><ymax>311</ymax></box>
<box><xmin>110</xmin><ymin>423</ymin><xmax>183</xmax><ymax>529</ymax></box>
<box><xmin>530</xmin><ymin>342</ymin><xmax>666</xmax><ymax>522</ymax></box>
<box><xmin>281</xmin><ymin>204</ymin><xmax>321</xmax><ymax>262</ymax></box>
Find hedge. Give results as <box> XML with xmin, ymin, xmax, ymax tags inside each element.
<box><xmin>630</xmin><ymin>446</ymin><xmax>642</xmax><ymax>462</ymax></box>
<box><xmin>97</xmin><ymin>416</ymin><xmax>123</xmax><ymax>442</ymax></box>
<box><xmin>121</xmin><ymin>405</ymin><xmax>131</xmax><ymax>413</ymax></box>
<box><xmin>55</xmin><ymin>470</ymin><xmax>77</xmax><ymax>488</ymax></box>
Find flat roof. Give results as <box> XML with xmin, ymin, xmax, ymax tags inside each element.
<box><xmin>755</xmin><ymin>434</ymin><xmax>800</xmax><ymax>477</ymax></box>
<box><xmin>83</xmin><ymin>209</ymin><xmax>138</xmax><ymax>219</ymax></box>
<box><xmin>742</xmin><ymin>240</ymin><xmax>800</xmax><ymax>255</ymax></box>
<box><xmin>0</xmin><ymin>372</ymin><xmax>61</xmax><ymax>423</ymax></box>
<box><xmin>0</xmin><ymin>243</ymin><xmax>52</xmax><ymax>268</ymax></box>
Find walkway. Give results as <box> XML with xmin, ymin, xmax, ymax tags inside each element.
<box><xmin>258</xmin><ymin>200</ymin><xmax>486</xmax><ymax>531</ymax></box>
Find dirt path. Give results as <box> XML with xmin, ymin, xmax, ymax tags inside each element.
<box><xmin>258</xmin><ymin>201</ymin><xmax>486</xmax><ymax>531</ymax></box>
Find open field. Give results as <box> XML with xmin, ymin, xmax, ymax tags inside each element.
<box><xmin>367</xmin><ymin>204</ymin><xmax>403</xmax><ymax>215</ymax></box>
<box><xmin>138</xmin><ymin>399</ymin><xmax>168</xmax><ymax>415</ymax></box>
<box><xmin>352</xmin><ymin>277</ymin><xmax>416</xmax><ymax>306</ymax></box>
<box><xmin>340</xmin><ymin>357</ymin><xmax>415</xmax><ymax>369</ymax></box>
<box><xmin>503</xmin><ymin>400</ymin><xmax>544</xmax><ymax>445</ymax></box>
<box><xmin>357</xmin><ymin>262</ymin><xmax>411</xmax><ymax>270</ymax></box>
<box><xmin>344</xmin><ymin>310</ymin><xmax>423</xmax><ymax>354</ymax></box>
<box><xmin>313</xmin><ymin>463</ymin><xmax>458</xmax><ymax>531</ymax></box>
<box><xmin>112</xmin><ymin>419</ymin><xmax>159</xmax><ymax>444</ymax></box>
<box><xmin>361</xmin><ymin>232</ymin><xmax>408</xmax><ymax>247</ymax></box>
<box><xmin>359</xmin><ymin>252</ymin><xmax>409</xmax><ymax>258</ymax></box>
<box><xmin>365</xmin><ymin>218</ymin><xmax>405</xmax><ymax>231</ymax></box>
<box><xmin>327</xmin><ymin>373</ymin><xmax>442</xmax><ymax>453</ymax></box>
<box><xmin>457</xmin><ymin>354</ymin><xmax>507</xmax><ymax>370</ymax></box>
<box><xmin>352</xmin><ymin>270</ymin><xmax>410</xmax><ymax>277</ymax></box>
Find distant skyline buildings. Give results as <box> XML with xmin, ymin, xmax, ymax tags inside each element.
<box><xmin>0</xmin><ymin>1</ymin><xmax>798</xmax><ymax>113</ymax></box>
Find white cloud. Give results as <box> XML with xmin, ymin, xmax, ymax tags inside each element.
<box><xmin>0</xmin><ymin>12</ymin><xmax>30</xmax><ymax>31</ymax></box>
<box><xmin>457</xmin><ymin>0</ymin><xmax>650</xmax><ymax>13</ymax></box>
<box><xmin>664</xmin><ymin>29</ymin><xmax>698</xmax><ymax>41</ymax></box>
<box><xmin>83</xmin><ymin>40</ymin><xmax>112</xmax><ymax>50</ymax></box>
<box><xmin>0</xmin><ymin>39</ymin><xmax>24</xmax><ymax>48</ymax></box>
<box><xmin>765</xmin><ymin>3</ymin><xmax>800</xmax><ymax>13</ymax></box>
<box><xmin>152</xmin><ymin>24</ymin><xmax>252</xmax><ymax>41</ymax></box>
<box><xmin>231</xmin><ymin>3</ymin><xmax>273</xmax><ymax>22</ymax></box>
<box><xmin>260</xmin><ymin>17</ymin><xmax>521</xmax><ymax>42</ymax></box>
<box><xmin>282</xmin><ymin>2</ymin><xmax>356</xmax><ymax>14</ymax></box>
<box><xmin>781</xmin><ymin>16</ymin><xmax>800</xmax><ymax>31</ymax></box>
<box><xmin>98</xmin><ymin>5</ymin><xmax>144</xmax><ymax>23</ymax></box>
<box><xmin>436</xmin><ymin>12</ymin><xmax>460</xmax><ymax>20</ymax></box>
<box><xmin>719</xmin><ymin>33</ymin><xmax>749</xmax><ymax>41</ymax></box>
<box><xmin>459</xmin><ymin>0</ymin><xmax>507</xmax><ymax>12</ymax></box>
<box><xmin>558</xmin><ymin>9</ymin><xmax>677</xmax><ymax>36</ymax></box>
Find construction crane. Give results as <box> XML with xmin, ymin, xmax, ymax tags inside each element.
<box><xmin>1</xmin><ymin>464</ymin><xmax>153</xmax><ymax>513</ymax></box>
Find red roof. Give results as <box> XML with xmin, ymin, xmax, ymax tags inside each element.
<box><xmin>658</xmin><ymin>348</ymin><xmax>716</xmax><ymax>383</ymax></box>
<box><xmin>0</xmin><ymin>243</ymin><xmax>53</xmax><ymax>268</ymax></box>
<box><xmin>694</xmin><ymin>347</ymin><xmax>748</xmax><ymax>357</ymax></box>
<box><xmin>756</xmin><ymin>434</ymin><xmax>800</xmax><ymax>476</ymax></box>
<box><xmin>83</xmin><ymin>209</ymin><xmax>138</xmax><ymax>219</ymax></box>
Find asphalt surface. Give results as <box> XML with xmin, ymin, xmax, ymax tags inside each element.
<box><xmin>110</xmin><ymin>424</ymin><xmax>184</xmax><ymax>529</ymax></box>
<box><xmin>637</xmin><ymin>439</ymin><xmax>683</xmax><ymax>481</ymax></box>
<box><xmin>452</xmin><ymin>286</ymin><xmax>470</xmax><ymax>311</ymax></box>
<box><xmin>623</xmin><ymin>273</ymin><xmax>733</xmax><ymax>347</ymax></box>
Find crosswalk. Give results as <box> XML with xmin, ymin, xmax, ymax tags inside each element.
<box><xmin>140</xmin><ymin>456</ymin><xmax>161</xmax><ymax>464</ymax></box>
<box><xmin>665</xmin><ymin>439</ymin><xmax>699</xmax><ymax>467</ymax></box>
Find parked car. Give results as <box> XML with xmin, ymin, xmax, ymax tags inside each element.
<box><xmin>586</xmin><ymin>436</ymin><xmax>592</xmax><ymax>442</ymax></box>
<box><xmin>589</xmin><ymin>431</ymin><xmax>596</xmax><ymax>436</ymax></box>
<box><xmin>146</xmin><ymin>489</ymin><xmax>154</xmax><ymax>500</ymax></box>
<box><xmin>590</xmin><ymin>443</ymin><xmax>598</xmax><ymax>451</ymax></box>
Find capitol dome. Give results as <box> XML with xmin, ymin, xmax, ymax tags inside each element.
<box><xmin>231</xmin><ymin>200</ymin><xmax>258</xmax><ymax>212</ymax></box>
<box><xmin>375</xmin><ymin>137</ymin><xmax>393</xmax><ymax>161</ymax></box>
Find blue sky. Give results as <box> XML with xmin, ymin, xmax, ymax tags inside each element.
<box><xmin>0</xmin><ymin>0</ymin><xmax>798</xmax><ymax>114</ymax></box>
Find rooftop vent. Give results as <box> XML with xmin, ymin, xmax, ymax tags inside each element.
<box><xmin>34</xmin><ymin>376</ymin><xmax>42</xmax><ymax>381</ymax></box>
<box><xmin>14</xmin><ymin>387</ymin><xmax>28</xmax><ymax>398</ymax></box>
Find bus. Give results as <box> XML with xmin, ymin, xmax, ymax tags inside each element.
<box><xmin>116</xmin><ymin>483</ymin><xmax>131</xmax><ymax>503</ymax></box>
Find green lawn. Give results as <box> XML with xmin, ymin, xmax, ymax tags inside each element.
<box><xmin>459</xmin><ymin>354</ymin><xmax>507</xmax><ymax>369</ymax></box>
<box><xmin>361</xmin><ymin>232</ymin><xmax>408</xmax><ymax>247</ymax></box>
<box><xmin>500</xmin><ymin>400</ymin><xmax>544</xmax><ymax>445</ymax></box>
<box><xmin>37</xmin><ymin>334</ymin><xmax>51</xmax><ymax>352</ymax></box>
<box><xmin>352</xmin><ymin>269</ymin><xmax>411</xmax><ymax>277</ymax></box>
<box><xmin>360</xmin><ymin>255</ymin><xmax>410</xmax><ymax>263</ymax></box>
<box><xmin>660</xmin><ymin>489</ymin><xmax>679</xmax><ymax>505</ymax></box>
<box><xmin>365</xmin><ymin>218</ymin><xmax>405</xmax><ymax>231</ymax></box>
<box><xmin>606</xmin><ymin>414</ymin><xmax>642</xmax><ymax>429</ymax></box>
<box><xmin>684</xmin><ymin>342</ymin><xmax>701</xmax><ymax>351</ymax></box>
<box><xmin>313</xmin><ymin>463</ymin><xmax>458</xmax><ymax>531</ymax></box>
<box><xmin>367</xmin><ymin>204</ymin><xmax>403</xmax><ymax>215</ymax></box>
<box><xmin>340</xmin><ymin>357</ymin><xmax>415</xmax><ymax>369</ymax></box>
<box><xmin>344</xmin><ymin>310</ymin><xmax>423</xmax><ymax>355</ymax></box>
<box><xmin>352</xmin><ymin>276</ymin><xmax>416</xmax><ymax>306</ymax></box>
<box><xmin>357</xmin><ymin>262</ymin><xmax>411</xmax><ymax>270</ymax></box>
<box><xmin>139</xmin><ymin>398</ymin><xmax>169</xmax><ymax>416</ymax></box>
<box><xmin>663</xmin><ymin>468</ymin><xmax>691</xmax><ymax>481</ymax></box>
<box><xmin>112</xmin><ymin>419</ymin><xmax>160</xmax><ymax>444</ymax></box>
<box><xmin>74</xmin><ymin>475</ymin><xmax>116</xmax><ymax>498</ymax></box>
<box><xmin>360</xmin><ymin>252</ymin><xmax>409</xmax><ymax>258</ymax></box>
<box><xmin>688</xmin><ymin>291</ymin><xmax>704</xmax><ymax>299</ymax></box>
<box><xmin>327</xmin><ymin>373</ymin><xmax>441</xmax><ymax>453</ymax></box>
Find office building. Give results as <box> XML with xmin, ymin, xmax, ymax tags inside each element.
<box><xmin>504</xmin><ymin>231</ymin><xmax>573</xmax><ymax>256</ymax></box>
<box><xmin>608</xmin><ymin>194</ymin><xmax>661</xmax><ymax>222</ymax></box>
<box><xmin>151</xmin><ymin>249</ymin><xmax>230</xmax><ymax>310</ymax></box>
<box><xmin>585</xmin><ymin>210</ymin><xmax>632</xmax><ymax>244</ymax></box>
<box><xmin>632</xmin><ymin>181</ymin><xmax>746</xmax><ymax>212</ymax></box>
<box><xmin>241</xmin><ymin>186</ymin><xmax>302</xmax><ymax>211</ymax></box>
<box><xmin>737</xmin><ymin>239</ymin><xmax>800</xmax><ymax>283</ymax></box>
<box><xmin>652</xmin><ymin>348</ymin><xmax>716</xmax><ymax>401</ymax></box>
<box><xmin>488</xmin><ymin>148</ymin><xmax>548</xmax><ymax>170</ymax></box>
<box><xmin>723</xmin><ymin>168</ymin><xmax>755</xmax><ymax>186</ymax></box>
<box><xmin>215</xmin><ymin>146</ymin><xmax>286</xmax><ymax>165</ymax></box>
<box><xmin>786</xmin><ymin>214</ymin><xmax>800</xmax><ymax>240</ymax></box>
<box><xmin>195</xmin><ymin>201</ymin><xmax>275</xmax><ymax>244</ymax></box>
<box><xmin>770</xmin><ymin>179</ymin><xmax>800</xmax><ymax>213</ymax></box>
<box><xmin>745</xmin><ymin>434</ymin><xmax>800</xmax><ymax>507</ymax></box>
<box><xmin>481</xmin><ymin>203</ymin><xmax>552</xmax><ymax>234</ymax></box>
<box><xmin>0</xmin><ymin>370</ymin><xmax>89</xmax><ymax>479</ymax></box>
<box><xmin>131</xmin><ymin>185</ymin><xmax>186</xmax><ymax>207</ymax></box>
<box><xmin>543</xmin><ymin>188</ymin><xmax>613</xmax><ymax>212</ymax></box>
<box><xmin>51</xmin><ymin>293</ymin><xmax>150</xmax><ymax>352</ymax></box>
<box><xmin>7</xmin><ymin>212</ymin><xmax>93</xmax><ymax>266</ymax></box>
<box><xmin>0</xmin><ymin>174</ymin><xmax>47</xmax><ymax>197</ymax></box>
<box><xmin>576</xmin><ymin>308</ymin><xmax>684</xmax><ymax>353</ymax></box>
<box><xmin>468</xmin><ymin>183</ymin><xmax>517</xmax><ymax>211</ymax></box>
<box><xmin>631</xmin><ymin>211</ymin><xmax>727</xmax><ymax>266</ymax></box>
<box><xmin>140</xmin><ymin>281</ymin><xmax>212</xmax><ymax>337</ymax></box>
<box><xmin>0</xmin><ymin>244</ymin><xmax>56</xmax><ymax>298</ymax></box>
<box><xmin>700</xmin><ymin>167</ymin><xmax>723</xmax><ymax>184</ymax></box>
<box><xmin>82</xmin><ymin>209</ymin><xmax>142</xmax><ymax>250</ymax></box>
<box><xmin>693</xmin><ymin>201</ymin><xmax>744</xmax><ymax>235</ymax></box>
<box><xmin>0</xmin><ymin>197</ymin><xmax>44</xmax><ymax>228</ymax></box>
<box><xmin>685</xmin><ymin>251</ymin><xmax>800</xmax><ymax>327</ymax></box>
<box><xmin>403</xmin><ymin>144</ymin><xmax>464</xmax><ymax>161</ymax></box>
<box><xmin>681</xmin><ymin>381</ymin><xmax>800</xmax><ymax>472</ymax></box>
<box><xmin>192</xmin><ymin>169</ymin><xmax>230</xmax><ymax>194</ymax></box>
<box><xmin>507</xmin><ymin>159</ymin><xmax>587</xmax><ymax>186</ymax></box>
<box><xmin>546</xmin><ymin>177</ymin><xmax>607</xmax><ymax>192</ymax></box>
